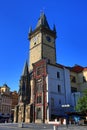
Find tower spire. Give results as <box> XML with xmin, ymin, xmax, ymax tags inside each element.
<box><xmin>29</xmin><ymin>26</ymin><xmax>32</xmax><ymax>34</ymax></box>
<box><xmin>53</xmin><ymin>24</ymin><xmax>56</xmax><ymax>33</ymax></box>
<box><xmin>22</xmin><ymin>61</ymin><xmax>29</xmax><ymax>76</ymax></box>
<box><xmin>36</xmin><ymin>13</ymin><xmax>50</xmax><ymax>29</ymax></box>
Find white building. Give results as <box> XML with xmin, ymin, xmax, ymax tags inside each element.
<box><xmin>47</xmin><ymin>64</ymin><xmax>71</xmax><ymax>120</ymax></box>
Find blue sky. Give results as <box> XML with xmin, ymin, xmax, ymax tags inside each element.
<box><xmin>0</xmin><ymin>0</ymin><xmax>87</xmax><ymax>91</ymax></box>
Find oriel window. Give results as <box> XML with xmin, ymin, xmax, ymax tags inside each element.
<box><xmin>37</xmin><ymin>95</ymin><xmax>42</xmax><ymax>103</ymax></box>
<box><xmin>37</xmin><ymin>67</ymin><xmax>42</xmax><ymax>76</ymax></box>
<box><xmin>36</xmin><ymin>79</ymin><xmax>42</xmax><ymax>92</ymax></box>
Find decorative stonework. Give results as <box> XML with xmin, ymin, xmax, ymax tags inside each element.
<box><xmin>32</xmin><ymin>59</ymin><xmax>47</xmax><ymax>123</ymax></box>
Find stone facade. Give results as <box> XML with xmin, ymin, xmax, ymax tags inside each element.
<box><xmin>14</xmin><ymin>13</ymin><xmax>87</xmax><ymax>123</ymax></box>
<box><xmin>14</xmin><ymin>62</ymin><xmax>31</xmax><ymax>123</ymax></box>
<box><xmin>29</xmin><ymin>14</ymin><xmax>56</xmax><ymax>72</ymax></box>
<box><xmin>32</xmin><ymin>59</ymin><xmax>47</xmax><ymax>123</ymax></box>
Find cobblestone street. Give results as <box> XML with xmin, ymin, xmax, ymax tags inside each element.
<box><xmin>0</xmin><ymin>123</ymin><xmax>87</xmax><ymax>130</ymax></box>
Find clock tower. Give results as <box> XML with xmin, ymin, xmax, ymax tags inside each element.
<box><xmin>28</xmin><ymin>13</ymin><xmax>57</xmax><ymax>71</ymax></box>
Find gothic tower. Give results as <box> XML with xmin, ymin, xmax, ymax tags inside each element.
<box><xmin>18</xmin><ymin>61</ymin><xmax>30</xmax><ymax>104</ymax></box>
<box><xmin>15</xmin><ymin>62</ymin><xmax>31</xmax><ymax>122</ymax></box>
<box><xmin>28</xmin><ymin>13</ymin><xmax>57</xmax><ymax>72</ymax></box>
<box><xmin>14</xmin><ymin>61</ymin><xmax>31</xmax><ymax>123</ymax></box>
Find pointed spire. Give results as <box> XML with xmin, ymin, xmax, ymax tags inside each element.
<box><xmin>22</xmin><ymin>61</ymin><xmax>29</xmax><ymax>76</ymax></box>
<box><xmin>36</xmin><ymin>13</ymin><xmax>50</xmax><ymax>29</ymax></box>
<box><xmin>53</xmin><ymin>24</ymin><xmax>56</xmax><ymax>33</ymax></box>
<box><xmin>29</xmin><ymin>26</ymin><xmax>32</xmax><ymax>34</ymax></box>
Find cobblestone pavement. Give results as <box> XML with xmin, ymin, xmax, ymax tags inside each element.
<box><xmin>58</xmin><ymin>125</ymin><xmax>87</xmax><ymax>130</ymax></box>
<box><xmin>0</xmin><ymin>123</ymin><xmax>87</xmax><ymax>130</ymax></box>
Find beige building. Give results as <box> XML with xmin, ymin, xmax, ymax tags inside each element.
<box><xmin>69</xmin><ymin>65</ymin><xmax>87</xmax><ymax>93</ymax></box>
<box><xmin>69</xmin><ymin>65</ymin><xmax>87</xmax><ymax>108</ymax></box>
<box><xmin>0</xmin><ymin>84</ymin><xmax>18</xmax><ymax>122</ymax></box>
<box><xmin>0</xmin><ymin>84</ymin><xmax>12</xmax><ymax>121</ymax></box>
<box><xmin>10</xmin><ymin>91</ymin><xmax>18</xmax><ymax>121</ymax></box>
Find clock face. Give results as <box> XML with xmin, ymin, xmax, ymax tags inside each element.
<box><xmin>46</xmin><ymin>36</ymin><xmax>51</xmax><ymax>42</ymax></box>
<box><xmin>33</xmin><ymin>36</ymin><xmax>38</xmax><ymax>42</ymax></box>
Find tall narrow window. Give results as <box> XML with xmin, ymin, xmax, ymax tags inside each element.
<box><xmin>51</xmin><ymin>97</ymin><xmax>54</xmax><ymax>107</ymax></box>
<box><xmin>37</xmin><ymin>67</ymin><xmax>42</xmax><ymax>76</ymax></box>
<box><xmin>37</xmin><ymin>95</ymin><xmax>42</xmax><ymax>104</ymax></box>
<box><xmin>83</xmin><ymin>76</ymin><xmax>86</xmax><ymax>82</ymax></box>
<box><xmin>36</xmin><ymin>108</ymin><xmax>42</xmax><ymax>119</ymax></box>
<box><xmin>36</xmin><ymin>66</ymin><xmax>44</xmax><ymax>76</ymax></box>
<box><xmin>58</xmin><ymin>85</ymin><xmax>61</xmax><ymax>93</ymax></box>
<box><xmin>36</xmin><ymin>79</ymin><xmax>42</xmax><ymax>92</ymax></box>
<box><xmin>57</xmin><ymin>72</ymin><xmax>60</xmax><ymax>78</ymax></box>
<box><xmin>59</xmin><ymin>99</ymin><xmax>61</xmax><ymax>105</ymax></box>
<box><xmin>71</xmin><ymin>76</ymin><xmax>76</xmax><ymax>83</ymax></box>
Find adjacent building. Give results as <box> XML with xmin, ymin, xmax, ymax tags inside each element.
<box><xmin>69</xmin><ymin>65</ymin><xmax>87</xmax><ymax>108</ymax></box>
<box><xmin>10</xmin><ymin>91</ymin><xmax>18</xmax><ymax>121</ymax></box>
<box><xmin>0</xmin><ymin>84</ymin><xmax>12</xmax><ymax>121</ymax></box>
<box><xmin>0</xmin><ymin>84</ymin><xmax>18</xmax><ymax>122</ymax></box>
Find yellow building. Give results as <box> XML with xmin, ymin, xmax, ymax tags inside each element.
<box><xmin>0</xmin><ymin>84</ymin><xmax>18</xmax><ymax>122</ymax></box>
<box><xmin>70</xmin><ymin>65</ymin><xmax>87</xmax><ymax>93</ymax></box>
<box><xmin>0</xmin><ymin>84</ymin><xmax>12</xmax><ymax>122</ymax></box>
<box><xmin>10</xmin><ymin>91</ymin><xmax>18</xmax><ymax>122</ymax></box>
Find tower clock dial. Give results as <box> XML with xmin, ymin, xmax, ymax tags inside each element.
<box><xmin>46</xmin><ymin>36</ymin><xmax>51</xmax><ymax>42</ymax></box>
<box><xmin>33</xmin><ymin>36</ymin><xmax>38</xmax><ymax>43</ymax></box>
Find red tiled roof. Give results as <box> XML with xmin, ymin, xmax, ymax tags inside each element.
<box><xmin>70</xmin><ymin>65</ymin><xmax>87</xmax><ymax>73</ymax></box>
<box><xmin>84</xmin><ymin>68</ymin><xmax>87</xmax><ymax>71</ymax></box>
